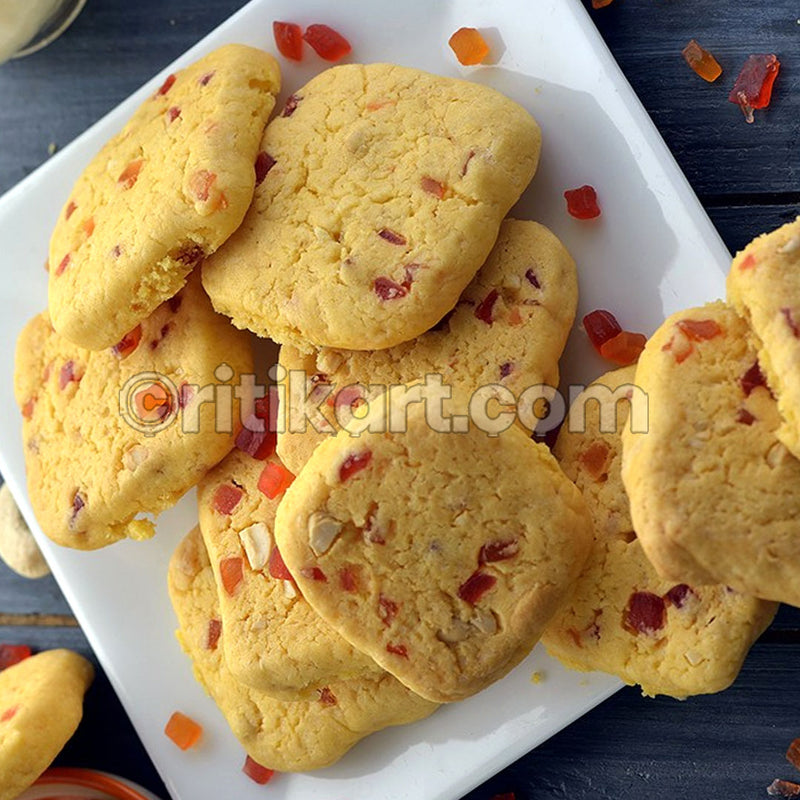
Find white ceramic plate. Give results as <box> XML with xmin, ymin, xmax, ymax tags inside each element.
<box><xmin>0</xmin><ymin>1</ymin><xmax>731</xmax><ymax>798</ymax></box>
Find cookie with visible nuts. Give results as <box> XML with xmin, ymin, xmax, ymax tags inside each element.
<box><xmin>543</xmin><ymin>365</ymin><xmax>776</xmax><ymax>698</ymax></box>
<box><xmin>49</xmin><ymin>44</ymin><xmax>281</xmax><ymax>350</ymax></box>
<box><xmin>0</xmin><ymin>484</ymin><xmax>49</xmax><ymax>578</ymax></box>
<box><xmin>0</xmin><ymin>649</ymin><xmax>94</xmax><ymax>800</ymax></box>
<box><xmin>622</xmin><ymin>302</ymin><xmax>800</xmax><ymax>606</ymax></box>
<box><xmin>167</xmin><ymin>527</ymin><xmax>437</xmax><ymax>771</ymax></box>
<box><xmin>196</xmin><ymin>449</ymin><xmax>382</xmax><ymax>697</ymax></box>
<box><xmin>14</xmin><ymin>274</ymin><xmax>253</xmax><ymax>550</ymax></box>
<box><xmin>274</xmin><ymin>402</ymin><xmax>593</xmax><ymax>703</ymax></box>
<box><xmin>728</xmin><ymin>216</ymin><xmax>800</xmax><ymax>459</ymax></box>
<box><xmin>202</xmin><ymin>63</ymin><xmax>541</xmax><ymax>352</ymax></box>
<box><xmin>276</xmin><ymin>219</ymin><xmax>577</xmax><ymax>474</ymax></box>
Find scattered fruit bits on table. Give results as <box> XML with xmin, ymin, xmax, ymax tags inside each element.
<box><xmin>787</xmin><ymin>738</ymin><xmax>800</xmax><ymax>770</ymax></box>
<box><xmin>729</xmin><ymin>54</ymin><xmax>780</xmax><ymax>123</ymax></box>
<box><xmin>583</xmin><ymin>310</ymin><xmax>645</xmax><ymax>366</ymax></box>
<box><xmin>490</xmin><ymin>794</ymin><xmax>516</xmax><ymax>800</ymax></box>
<box><xmin>303</xmin><ymin>24</ymin><xmax>351</xmax><ymax>62</ymax></box>
<box><xmin>564</xmin><ymin>185</ymin><xmax>601</xmax><ymax>219</ymax></box>
<box><xmin>164</xmin><ymin>711</ymin><xmax>203</xmax><ymax>750</ymax></box>
<box><xmin>243</xmin><ymin>755</ymin><xmax>276</xmax><ymax>784</ymax></box>
<box><xmin>273</xmin><ymin>21</ymin><xmax>303</xmax><ymax>61</ymax></box>
<box><xmin>0</xmin><ymin>644</ymin><xmax>32</xmax><ymax>670</ymax></box>
<box><xmin>768</xmin><ymin>780</ymin><xmax>800</xmax><ymax>798</ymax></box>
<box><xmin>448</xmin><ymin>27</ymin><xmax>490</xmax><ymax>66</ymax></box>
<box><xmin>682</xmin><ymin>39</ymin><xmax>722</xmax><ymax>82</ymax></box>
<box><xmin>592</xmin><ymin>0</ymin><xmax>614</xmax><ymax>8</ymax></box>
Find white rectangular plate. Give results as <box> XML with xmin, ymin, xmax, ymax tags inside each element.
<box><xmin>0</xmin><ymin>1</ymin><xmax>731</xmax><ymax>798</ymax></box>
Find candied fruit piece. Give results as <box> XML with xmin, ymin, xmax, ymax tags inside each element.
<box><xmin>623</xmin><ymin>592</ymin><xmax>666</xmax><ymax>636</ymax></box>
<box><xmin>156</xmin><ymin>74</ymin><xmax>176</xmax><ymax>96</ymax></box>
<box><xmin>378</xmin><ymin>595</ymin><xmax>399</xmax><ymax>627</ymax></box>
<box><xmin>768</xmin><ymin>779</ymin><xmax>800</xmax><ymax>798</ymax></box>
<box><xmin>117</xmin><ymin>159</ymin><xmax>143</xmax><ymax>190</ymax></box>
<box><xmin>274</xmin><ymin>21</ymin><xmax>303</xmax><ymax>60</ymax></box>
<box><xmin>599</xmin><ymin>330</ymin><xmax>647</xmax><ymax>366</ymax></box>
<box><xmin>281</xmin><ymin>93</ymin><xmax>301</xmax><ymax>117</ymax></box>
<box><xmin>564</xmin><ymin>185</ymin><xmax>600</xmax><ymax>219</ymax></box>
<box><xmin>583</xmin><ymin>310</ymin><xmax>622</xmax><ymax>353</ymax></box>
<box><xmin>374</xmin><ymin>277</ymin><xmax>408</xmax><ymax>301</ymax></box>
<box><xmin>0</xmin><ymin>644</ymin><xmax>31</xmax><ymax>670</ymax></box>
<box><xmin>166</xmin><ymin>106</ymin><xmax>181</xmax><ymax>122</ymax></box>
<box><xmin>55</xmin><ymin>253</ymin><xmax>71</xmax><ymax>277</ymax></box>
<box><xmin>318</xmin><ymin>686</ymin><xmax>337</xmax><ymax>706</ymax></box>
<box><xmin>782</xmin><ymin>308</ymin><xmax>800</xmax><ymax>338</ymax></box>
<box><xmin>65</xmin><ymin>200</ymin><xmax>77</xmax><ymax>220</ymax></box>
<box><xmin>664</xmin><ymin>584</ymin><xmax>694</xmax><ymax>609</ymax></box>
<box><xmin>458</xmin><ymin>570</ymin><xmax>497</xmax><ymax>605</ymax></box>
<box><xmin>479</xmin><ymin>539</ymin><xmax>520</xmax><ymax>564</ymax></box>
<box><xmin>219</xmin><ymin>557</ymin><xmax>244</xmax><ymax>596</ymax></box>
<box><xmin>189</xmin><ymin>169</ymin><xmax>217</xmax><ymax>202</ymax></box>
<box><xmin>448</xmin><ymin>27</ymin><xmax>490</xmax><ymax>66</ymax></box>
<box><xmin>198</xmin><ymin>71</ymin><xmax>215</xmax><ymax>86</ymax></box>
<box><xmin>740</xmin><ymin>361</ymin><xmax>768</xmax><ymax>396</ymax></box>
<box><xmin>134</xmin><ymin>383</ymin><xmax>172</xmax><ymax>421</ymax></box>
<box><xmin>212</xmin><ymin>484</ymin><xmax>243</xmax><ymax>515</ymax></box>
<box><xmin>243</xmin><ymin>755</ymin><xmax>275</xmax><ymax>784</ymax></box>
<box><xmin>525</xmin><ymin>268</ymin><xmax>541</xmax><ymax>289</ymax></box>
<box><xmin>737</xmin><ymin>408</ymin><xmax>756</xmax><ymax>426</ymax></box>
<box><xmin>21</xmin><ymin>398</ymin><xmax>35</xmax><ymax>420</ymax></box>
<box><xmin>421</xmin><ymin>176</ymin><xmax>445</xmax><ymax>198</ymax></box>
<box><xmin>300</xmin><ymin>566</ymin><xmax>327</xmax><ymax>582</ymax></box>
<box><xmin>682</xmin><ymin>39</ymin><xmax>722</xmax><ymax>82</ymax></box>
<box><xmin>378</xmin><ymin>228</ymin><xmax>406</xmax><ymax>245</ymax></box>
<box><xmin>677</xmin><ymin>318</ymin><xmax>722</xmax><ymax>341</ymax></box>
<box><xmin>339</xmin><ymin>565</ymin><xmax>359</xmax><ymax>592</ymax></box>
<box><xmin>205</xmin><ymin>619</ymin><xmax>221</xmax><ymax>651</ymax></box>
<box><xmin>578</xmin><ymin>441</ymin><xmax>611</xmax><ymax>481</ymax></box>
<box><xmin>386</xmin><ymin>642</ymin><xmax>408</xmax><ymax>658</ymax></box>
<box><xmin>340</xmin><ymin>451</ymin><xmax>372</xmax><ymax>482</ymax></box>
<box><xmin>254</xmin><ymin>151</ymin><xmax>276</xmax><ymax>185</ymax></box>
<box><xmin>592</xmin><ymin>0</ymin><xmax>614</xmax><ymax>7</ymax></box>
<box><xmin>475</xmin><ymin>289</ymin><xmax>499</xmax><ymax>325</ymax></box>
<box><xmin>235</xmin><ymin>413</ymin><xmax>276</xmax><ymax>460</ymax></box>
<box><xmin>59</xmin><ymin>360</ymin><xmax>80</xmax><ymax>390</ymax></box>
<box><xmin>111</xmin><ymin>325</ymin><xmax>142</xmax><ymax>359</ymax></box>
<box><xmin>729</xmin><ymin>54</ymin><xmax>780</xmax><ymax>123</ymax></box>
<box><xmin>303</xmin><ymin>24</ymin><xmax>351</xmax><ymax>62</ymax></box>
<box><xmin>258</xmin><ymin>462</ymin><xmax>295</xmax><ymax>499</ymax></box>
<box><xmin>164</xmin><ymin>711</ymin><xmax>202</xmax><ymax>750</ymax></box>
<box><xmin>0</xmin><ymin>705</ymin><xmax>19</xmax><ymax>722</ymax></box>
<box><xmin>786</xmin><ymin>738</ymin><xmax>800</xmax><ymax>771</ymax></box>
<box><xmin>268</xmin><ymin>547</ymin><xmax>294</xmax><ymax>581</ymax></box>
<box><xmin>499</xmin><ymin>362</ymin><xmax>514</xmax><ymax>378</ymax></box>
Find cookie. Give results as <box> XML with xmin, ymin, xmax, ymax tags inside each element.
<box><xmin>14</xmin><ymin>274</ymin><xmax>253</xmax><ymax>550</ymax></box>
<box><xmin>197</xmin><ymin>449</ymin><xmax>382</xmax><ymax>697</ymax></box>
<box><xmin>0</xmin><ymin>649</ymin><xmax>94</xmax><ymax>800</ymax></box>
<box><xmin>728</xmin><ymin>216</ymin><xmax>800</xmax><ymax>458</ymax></box>
<box><xmin>274</xmin><ymin>401</ymin><xmax>593</xmax><ymax>703</ymax></box>
<box><xmin>543</xmin><ymin>366</ymin><xmax>777</xmax><ymax>698</ymax></box>
<box><xmin>0</xmin><ymin>484</ymin><xmax>49</xmax><ymax>579</ymax></box>
<box><xmin>49</xmin><ymin>44</ymin><xmax>281</xmax><ymax>350</ymax></box>
<box><xmin>276</xmin><ymin>219</ymin><xmax>577</xmax><ymax>474</ymax></box>
<box><xmin>621</xmin><ymin>302</ymin><xmax>800</xmax><ymax>606</ymax></box>
<box><xmin>168</xmin><ymin>528</ymin><xmax>437</xmax><ymax>771</ymax></box>
<box><xmin>202</xmin><ymin>63</ymin><xmax>541</xmax><ymax>351</ymax></box>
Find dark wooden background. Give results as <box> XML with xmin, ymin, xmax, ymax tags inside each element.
<box><xmin>1</xmin><ymin>1</ymin><xmax>799</xmax><ymax>798</ymax></box>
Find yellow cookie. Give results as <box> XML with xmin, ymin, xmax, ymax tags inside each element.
<box><xmin>543</xmin><ymin>366</ymin><xmax>776</xmax><ymax>698</ymax></box>
<box><xmin>49</xmin><ymin>44</ymin><xmax>281</xmax><ymax>350</ymax></box>
<box><xmin>622</xmin><ymin>302</ymin><xmax>800</xmax><ymax>606</ymax></box>
<box><xmin>15</xmin><ymin>274</ymin><xmax>252</xmax><ymax>550</ymax></box>
<box><xmin>197</xmin><ymin>449</ymin><xmax>382</xmax><ymax>697</ymax></box>
<box><xmin>728</xmin><ymin>216</ymin><xmax>800</xmax><ymax>458</ymax></box>
<box><xmin>203</xmin><ymin>63</ymin><xmax>541</xmax><ymax>351</ymax></box>
<box><xmin>276</xmin><ymin>219</ymin><xmax>577</xmax><ymax>474</ymax></box>
<box><xmin>274</xmin><ymin>402</ymin><xmax>592</xmax><ymax>703</ymax></box>
<box><xmin>0</xmin><ymin>650</ymin><xmax>94</xmax><ymax>800</ymax></box>
<box><xmin>168</xmin><ymin>528</ymin><xmax>437</xmax><ymax>772</ymax></box>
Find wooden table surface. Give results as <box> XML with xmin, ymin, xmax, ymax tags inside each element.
<box><xmin>1</xmin><ymin>1</ymin><xmax>799</xmax><ymax>798</ymax></box>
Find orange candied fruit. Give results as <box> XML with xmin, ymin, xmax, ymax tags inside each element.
<box><xmin>258</xmin><ymin>462</ymin><xmax>295</xmax><ymax>499</ymax></box>
<box><xmin>600</xmin><ymin>330</ymin><xmax>647</xmax><ymax>366</ymax></box>
<box><xmin>164</xmin><ymin>711</ymin><xmax>202</xmax><ymax>751</ymax></box>
<box><xmin>592</xmin><ymin>0</ymin><xmax>614</xmax><ymax>8</ymax></box>
<box><xmin>243</xmin><ymin>755</ymin><xmax>275</xmax><ymax>784</ymax></box>
<box><xmin>682</xmin><ymin>39</ymin><xmax>722</xmax><ymax>83</ymax></box>
<box><xmin>448</xmin><ymin>27</ymin><xmax>489</xmax><ymax>66</ymax></box>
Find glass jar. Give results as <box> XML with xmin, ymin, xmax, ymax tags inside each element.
<box><xmin>0</xmin><ymin>0</ymin><xmax>87</xmax><ymax>64</ymax></box>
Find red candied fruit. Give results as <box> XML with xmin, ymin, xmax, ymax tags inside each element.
<box><xmin>378</xmin><ymin>595</ymin><xmax>399</xmax><ymax>627</ymax></box>
<box><xmin>55</xmin><ymin>253</ymin><xmax>71</xmax><ymax>276</ymax></box>
<box><xmin>739</xmin><ymin>253</ymin><xmax>757</xmax><ymax>271</ymax></box>
<box><xmin>21</xmin><ymin>398</ymin><xmax>35</xmax><ymax>420</ymax></box>
<box><xmin>386</xmin><ymin>642</ymin><xmax>409</xmax><ymax>658</ymax></box>
<box><xmin>156</xmin><ymin>74</ymin><xmax>176</xmax><ymax>96</ymax></box>
<box><xmin>339</xmin><ymin>565</ymin><xmax>359</xmax><ymax>592</ymax></box>
<box><xmin>268</xmin><ymin>547</ymin><xmax>294</xmax><ymax>581</ymax></box>
<box><xmin>479</xmin><ymin>539</ymin><xmax>520</xmax><ymax>564</ymax></box>
<box><xmin>737</xmin><ymin>408</ymin><xmax>756</xmax><ymax>426</ymax></box>
<box><xmin>421</xmin><ymin>176</ymin><xmax>446</xmax><ymax>198</ymax></box>
<box><xmin>117</xmin><ymin>159</ymin><xmax>143</xmax><ymax>190</ymax></box>
<box><xmin>0</xmin><ymin>644</ymin><xmax>31</xmax><ymax>670</ymax></box>
<box><xmin>303</xmin><ymin>24</ymin><xmax>352</xmax><ymax>62</ymax></box>
<box><xmin>623</xmin><ymin>591</ymin><xmax>666</xmax><ymax>636</ymax></box>
<box><xmin>374</xmin><ymin>276</ymin><xmax>408</xmax><ymax>301</ymax></box>
<box><xmin>64</xmin><ymin>200</ymin><xmax>77</xmax><ymax>220</ymax></box>
<box><xmin>676</xmin><ymin>318</ymin><xmax>722</xmax><ymax>341</ymax></box>
<box><xmin>767</xmin><ymin>779</ymin><xmax>800</xmax><ymax>798</ymax></box>
<box><xmin>491</xmin><ymin>794</ymin><xmax>517</xmax><ymax>800</ymax></box>
<box><xmin>281</xmin><ymin>93</ymin><xmax>301</xmax><ymax>117</ymax></box>
<box><xmin>254</xmin><ymin>151</ymin><xmax>276</xmax><ymax>186</ymax></box>
<box><xmin>198</xmin><ymin>71</ymin><xmax>215</xmax><ymax>86</ymax></box>
<box><xmin>59</xmin><ymin>360</ymin><xmax>80</xmax><ymax>390</ymax></box>
<box><xmin>787</xmin><ymin>739</ymin><xmax>800</xmax><ymax>771</ymax></box>
<box><xmin>0</xmin><ymin>705</ymin><xmax>18</xmax><ymax>723</ymax></box>
<box><xmin>729</xmin><ymin>54</ymin><xmax>780</xmax><ymax>123</ymax></box>
<box><xmin>664</xmin><ymin>584</ymin><xmax>694</xmax><ymax>609</ymax></box>
<box><xmin>258</xmin><ymin>462</ymin><xmax>295</xmax><ymax>499</ymax></box>
<box><xmin>564</xmin><ymin>185</ymin><xmax>601</xmax><ymax>219</ymax></box>
<box><xmin>164</xmin><ymin>712</ymin><xmax>202</xmax><ymax>750</ymax></box>
<box><xmin>583</xmin><ymin>309</ymin><xmax>622</xmax><ymax>353</ymax></box>
<box><xmin>300</xmin><ymin>566</ymin><xmax>327</xmax><ymax>582</ymax></box>
<box><xmin>166</xmin><ymin>106</ymin><xmax>181</xmax><ymax>122</ymax></box>
<box><xmin>600</xmin><ymin>330</ymin><xmax>647</xmax><ymax>366</ymax></box>
<box><xmin>318</xmin><ymin>686</ymin><xmax>337</xmax><ymax>706</ymax></box>
<box><xmin>111</xmin><ymin>325</ymin><xmax>142</xmax><ymax>359</ymax></box>
<box><xmin>273</xmin><ymin>21</ymin><xmax>303</xmax><ymax>60</ymax></box>
<box><xmin>235</xmin><ymin>414</ymin><xmax>276</xmax><ymax>460</ymax></box>
<box><xmin>339</xmin><ymin>451</ymin><xmax>372</xmax><ymax>482</ymax></box>
<box><xmin>740</xmin><ymin>362</ymin><xmax>768</xmax><ymax>396</ymax></box>
<box><xmin>205</xmin><ymin>619</ymin><xmax>222</xmax><ymax>651</ymax></box>
<box><xmin>782</xmin><ymin>308</ymin><xmax>800</xmax><ymax>338</ymax></box>
<box><xmin>243</xmin><ymin>755</ymin><xmax>275</xmax><ymax>785</ymax></box>
<box><xmin>378</xmin><ymin>228</ymin><xmax>406</xmax><ymax>246</ymax></box>
<box><xmin>212</xmin><ymin>484</ymin><xmax>243</xmax><ymax>515</ymax></box>
<box><xmin>458</xmin><ymin>570</ymin><xmax>497</xmax><ymax>605</ymax></box>
<box><xmin>475</xmin><ymin>289</ymin><xmax>499</xmax><ymax>325</ymax></box>
<box><xmin>525</xmin><ymin>268</ymin><xmax>541</xmax><ymax>289</ymax></box>
<box><xmin>219</xmin><ymin>557</ymin><xmax>244</xmax><ymax>596</ymax></box>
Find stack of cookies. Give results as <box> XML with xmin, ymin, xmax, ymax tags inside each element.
<box><xmin>13</xmin><ymin>38</ymin><xmax>791</xmax><ymax>774</ymax></box>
